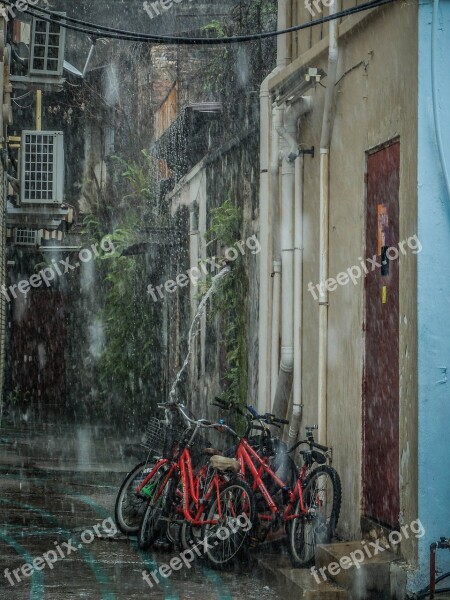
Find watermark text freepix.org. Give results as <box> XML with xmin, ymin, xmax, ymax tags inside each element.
<box><xmin>307</xmin><ymin>234</ymin><xmax>422</xmax><ymax>300</ymax></box>
<box><xmin>1</xmin><ymin>238</ymin><xmax>116</xmax><ymax>303</ymax></box>
<box><xmin>147</xmin><ymin>234</ymin><xmax>261</xmax><ymax>302</ymax></box>
<box><xmin>311</xmin><ymin>518</ymin><xmax>425</xmax><ymax>583</ymax></box>
<box><xmin>142</xmin><ymin>512</ymin><xmax>252</xmax><ymax>588</ymax></box>
<box><xmin>4</xmin><ymin>517</ymin><xmax>117</xmax><ymax>586</ymax></box>
<box><xmin>143</xmin><ymin>0</ymin><xmax>191</xmax><ymax>20</ymax></box>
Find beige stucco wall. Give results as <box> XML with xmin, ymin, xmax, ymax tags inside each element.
<box><xmin>269</xmin><ymin>2</ymin><xmax>418</xmax><ymax>562</ymax></box>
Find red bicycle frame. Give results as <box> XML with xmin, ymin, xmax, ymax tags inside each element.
<box><xmin>236</xmin><ymin>438</ymin><xmax>307</xmax><ymax>522</ymax></box>
<box><xmin>135</xmin><ymin>449</ymin><xmax>224</xmax><ymax>526</ymax></box>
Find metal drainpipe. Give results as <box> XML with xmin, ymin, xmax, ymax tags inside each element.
<box><xmin>289</xmin><ymin>152</ymin><xmax>304</xmax><ymax>444</ymax></box>
<box><xmin>318</xmin><ymin>0</ymin><xmax>339</xmax><ymax>446</ymax></box>
<box><xmin>272</xmin><ymin>97</ymin><xmax>312</xmax><ymax>422</ymax></box>
<box><xmin>270</xmin><ymin>104</ymin><xmax>283</xmax><ymax>409</ymax></box>
<box><xmin>257</xmin><ymin>0</ymin><xmax>290</xmax><ymax>413</ymax></box>
<box><xmin>258</xmin><ymin>74</ymin><xmax>275</xmax><ymax>414</ymax></box>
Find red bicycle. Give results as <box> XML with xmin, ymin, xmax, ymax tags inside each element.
<box><xmin>136</xmin><ymin>401</ymin><xmax>255</xmax><ymax>568</ymax></box>
<box><xmin>212</xmin><ymin>398</ymin><xmax>342</xmax><ymax>567</ymax></box>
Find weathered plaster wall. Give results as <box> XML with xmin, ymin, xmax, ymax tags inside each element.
<box><xmin>270</xmin><ymin>2</ymin><xmax>418</xmax><ymax>550</ymax></box>
<box><xmin>167</xmin><ymin>129</ymin><xmax>260</xmax><ymax>421</ymax></box>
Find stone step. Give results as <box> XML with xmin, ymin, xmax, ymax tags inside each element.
<box><xmin>255</xmin><ymin>553</ymin><xmax>347</xmax><ymax>600</ymax></box>
<box><xmin>315</xmin><ymin>542</ymin><xmax>407</xmax><ymax>600</ymax></box>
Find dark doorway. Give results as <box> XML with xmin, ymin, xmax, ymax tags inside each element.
<box><xmin>363</xmin><ymin>140</ymin><xmax>400</xmax><ymax>528</ymax></box>
<box><xmin>9</xmin><ymin>289</ymin><xmax>66</xmax><ymax>414</ymax></box>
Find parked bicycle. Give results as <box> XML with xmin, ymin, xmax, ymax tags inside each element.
<box><xmin>135</xmin><ymin>401</ymin><xmax>255</xmax><ymax>568</ymax></box>
<box><xmin>211</xmin><ymin>398</ymin><xmax>342</xmax><ymax>567</ymax></box>
<box><xmin>114</xmin><ymin>397</ymin><xmax>341</xmax><ymax>569</ymax></box>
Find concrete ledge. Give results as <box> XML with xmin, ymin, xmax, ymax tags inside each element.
<box><xmin>316</xmin><ymin>542</ymin><xmax>405</xmax><ymax>600</ymax></box>
<box><xmin>254</xmin><ymin>552</ymin><xmax>347</xmax><ymax>600</ymax></box>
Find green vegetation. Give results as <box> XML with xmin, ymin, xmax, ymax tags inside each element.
<box><xmin>200</xmin><ymin>0</ymin><xmax>277</xmax><ymax>100</ymax></box>
<box><xmin>207</xmin><ymin>196</ymin><xmax>249</xmax><ymax>421</ymax></box>
<box><xmin>81</xmin><ymin>151</ymin><xmax>166</xmax><ymax>421</ymax></box>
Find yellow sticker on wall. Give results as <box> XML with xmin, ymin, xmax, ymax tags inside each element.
<box><xmin>382</xmin><ymin>286</ymin><xmax>387</xmax><ymax>304</ymax></box>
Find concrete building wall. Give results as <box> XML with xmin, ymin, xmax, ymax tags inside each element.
<box><xmin>167</xmin><ymin>130</ymin><xmax>260</xmax><ymax>421</ymax></box>
<box><xmin>412</xmin><ymin>0</ymin><xmax>450</xmax><ymax>590</ymax></box>
<box><xmin>269</xmin><ymin>2</ymin><xmax>418</xmax><ymax>554</ymax></box>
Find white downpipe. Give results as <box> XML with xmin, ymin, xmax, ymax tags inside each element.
<box><xmin>270</xmin><ymin>104</ymin><xmax>283</xmax><ymax>408</ymax></box>
<box><xmin>258</xmin><ymin>0</ymin><xmax>290</xmax><ymax>413</ymax></box>
<box><xmin>189</xmin><ymin>204</ymin><xmax>199</xmax><ymax>381</ymax></box>
<box><xmin>279</xmin><ymin>136</ymin><xmax>295</xmax><ymax>380</ymax></box>
<box><xmin>289</xmin><ymin>153</ymin><xmax>304</xmax><ymax>443</ymax></box>
<box><xmin>271</xmin><ymin>98</ymin><xmax>311</xmax><ymax>420</ymax></box>
<box><xmin>258</xmin><ymin>74</ymin><xmax>273</xmax><ymax>414</ymax></box>
<box><xmin>318</xmin><ymin>0</ymin><xmax>339</xmax><ymax>446</ymax></box>
<box><xmin>270</xmin><ymin>260</ymin><xmax>282</xmax><ymax>406</ymax></box>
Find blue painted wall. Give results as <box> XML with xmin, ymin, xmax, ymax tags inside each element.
<box><xmin>414</xmin><ymin>0</ymin><xmax>450</xmax><ymax>592</ymax></box>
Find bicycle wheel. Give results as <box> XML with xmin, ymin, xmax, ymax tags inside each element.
<box><xmin>288</xmin><ymin>465</ymin><xmax>341</xmax><ymax>567</ymax></box>
<box><xmin>180</xmin><ymin>467</ymin><xmax>211</xmax><ymax>551</ymax></box>
<box><xmin>202</xmin><ymin>478</ymin><xmax>255</xmax><ymax>569</ymax></box>
<box><xmin>115</xmin><ymin>461</ymin><xmax>155</xmax><ymax>535</ymax></box>
<box><xmin>138</xmin><ymin>463</ymin><xmax>173</xmax><ymax>550</ymax></box>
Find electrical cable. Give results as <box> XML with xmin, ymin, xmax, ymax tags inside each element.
<box><xmin>11</xmin><ymin>91</ymin><xmax>32</xmax><ymax>101</ymax></box>
<box><xmin>1</xmin><ymin>0</ymin><xmax>398</xmax><ymax>45</ymax></box>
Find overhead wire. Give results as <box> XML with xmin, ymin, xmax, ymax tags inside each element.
<box><xmin>1</xmin><ymin>0</ymin><xmax>398</xmax><ymax>45</ymax></box>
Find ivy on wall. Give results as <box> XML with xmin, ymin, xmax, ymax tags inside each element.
<box><xmin>81</xmin><ymin>151</ymin><xmax>166</xmax><ymax>422</ymax></box>
<box><xmin>207</xmin><ymin>196</ymin><xmax>249</xmax><ymax>416</ymax></box>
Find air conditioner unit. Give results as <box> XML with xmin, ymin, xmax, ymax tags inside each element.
<box><xmin>15</xmin><ymin>228</ymin><xmax>40</xmax><ymax>246</ymax></box>
<box><xmin>20</xmin><ymin>131</ymin><xmax>64</xmax><ymax>205</ymax></box>
<box><xmin>29</xmin><ymin>14</ymin><xmax>66</xmax><ymax>77</ymax></box>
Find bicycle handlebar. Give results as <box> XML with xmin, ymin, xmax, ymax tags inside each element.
<box><xmin>158</xmin><ymin>402</ymin><xmax>238</xmax><ymax>438</ymax></box>
<box><xmin>212</xmin><ymin>398</ymin><xmax>289</xmax><ymax>427</ymax></box>
<box><xmin>288</xmin><ymin>439</ymin><xmax>330</xmax><ymax>454</ymax></box>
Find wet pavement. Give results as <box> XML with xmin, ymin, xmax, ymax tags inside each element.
<box><xmin>0</xmin><ymin>424</ymin><xmax>279</xmax><ymax>599</ymax></box>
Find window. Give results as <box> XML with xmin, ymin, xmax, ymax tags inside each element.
<box><xmin>30</xmin><ymin>15</ymin><xmax>65</xmax><ymax>76</ymax></box>
<box><xmin>15</xmin><ymin>229</ymin><xmax>38</xmax><ymax>245</ymax></box>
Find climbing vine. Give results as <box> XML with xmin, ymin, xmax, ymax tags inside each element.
<box><xmin>80</xmin><ymin>150</ymin><xmax>167</xmax><ymax>422</ymax></box>
<box><xmin>206</xmin><ymin>196</ymin><xmax>249</xmax><ymax>418</ymax></box>
<box><xmin>200</xmin><ymin>0</ymin><xmax>277</xmax><ymax>106</ymax></box>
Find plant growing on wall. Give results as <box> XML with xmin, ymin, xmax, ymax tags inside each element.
<box><xmin>200</xmin><ymin>0</ymin><xmax>277</xmax><ymax>105</ymax></box>
<box><xmin>80</xmin><ymin>150</ymin><xmax>167</xmax><ymax>422</ymax></box>
<box><xmin>206</xmin><ymin>196</ymin><xmax>249</xmax><ymax>418</ymax></box>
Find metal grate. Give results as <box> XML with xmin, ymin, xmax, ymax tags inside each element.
<box><xmin>15</xmin><ymin>229</ymin><xmax>38</xmax><ymax>245</ymax></box>
<box><xmin>21</xmin><ymin>131</ymin><xmax>64</xmax><ymax>205</ymax></box>
<box><xmin>30</xmin><ymin>16</ymin><xmax>65</xmax><ymax>76</ymax></box>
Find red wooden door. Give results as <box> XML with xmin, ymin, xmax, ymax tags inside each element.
<box><xmin>363</xmin><ymin>141</ymin><xmax>400</xmax><ymax>528</ymax></box>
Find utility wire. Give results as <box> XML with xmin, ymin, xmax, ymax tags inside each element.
<box><xmin>1</xmin><ymin>0</ymin><xmax>398</xmax><ymax>45</ymax></box>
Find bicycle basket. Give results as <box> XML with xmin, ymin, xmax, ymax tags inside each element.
<box><xmin>141</xmin><ymin>418</ymin><xmax>166</xmax><ymax>454</ymax></box>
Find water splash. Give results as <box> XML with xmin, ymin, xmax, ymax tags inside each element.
<box><xmin>168</xmin><ymin>265</ymin><xmax>231</xmax><ymax>402</ymax></box>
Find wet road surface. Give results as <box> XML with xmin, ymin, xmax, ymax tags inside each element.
<box><xmin>0</xmin><ymin>424</ymin><xmax>279</xmax><ymax>599</ymax></box>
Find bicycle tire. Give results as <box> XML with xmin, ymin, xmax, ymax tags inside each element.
<box><xmin>202</xmin><ymin>478</ymin><xmax>256</xmax><ymax>570</ymax></box>
<box><xmin>115</xmin><ymin>461</ymin><xmax>154</xmax><ymax>535</ymax></box>
<box><xmin>287</xmin><ymin>465</ymin><xmax>341</xmax><ymax>567</ymax></box>
<box><xmin>138</xmin><ymin>463</ymin><xmax>172</xmax><ymax>550</ymax></box>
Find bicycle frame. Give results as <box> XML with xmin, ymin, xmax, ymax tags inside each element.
<box><xmin>236</xmin><ymin>438</ymin><xmax>307</xmax><ymax>522</ymax></box>
<box><xmin>135</xmin><ymin>450</ymin><xmax>224</xmax><ymax>526</ymax></box>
